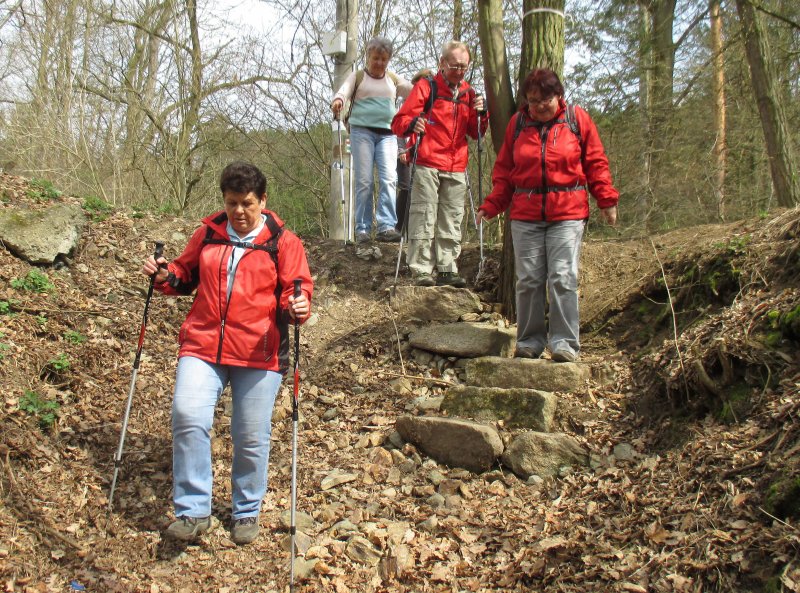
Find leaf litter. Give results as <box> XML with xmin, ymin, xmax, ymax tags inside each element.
<box><xmin>0</xmin><ymin>174</ymin><xmax>798</xmax><ymax>592</ymax></box>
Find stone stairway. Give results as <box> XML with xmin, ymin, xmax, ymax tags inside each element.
<box><xmin>389</xmin><ymin>285</ymin><xmax>593</xmax><ymax>480</ymax></box>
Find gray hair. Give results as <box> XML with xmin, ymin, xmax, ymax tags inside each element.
<box><xmin>440</xmin><ymin>40</ymin><xmax>470</xmax><ymax>61</ymax></box>
<box><xmin>365</xmin><ymin>36</ymin><xmax>393</xmax><ymax>59</ymax></box>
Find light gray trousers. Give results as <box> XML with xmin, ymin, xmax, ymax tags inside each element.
<box><xmin>511</xmin><ymin>219</ymin><xmax>585</xmax><ymax>355</ymax></box>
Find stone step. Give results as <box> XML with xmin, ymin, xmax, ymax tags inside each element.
<box><xmin>502</xmin><ymin>431</ymin><xmax>590</xmax><ymax>479</ymax></box>
<box><xmin>395</xmin><ymin>415</ymin><xmax>503</xmax><ymax>474</ymax></box>
<box><xmin>441</xmin><ymin>385</ymin><xmax>556</xmax><ymax>431</ymax></box>
<box><xmin>390</xmin><ymin>285</ymin><xmax>482</xmax><ymax>323</ymax></box>
<box><xmin>466</xmin><ymin>356</ymin><xmax>590</xmax><ymax>392</ymax></box>
<box><xmin>409</xmin><ymin>321</ymin><xmax>515</xmax><ymax>358</ymax></box>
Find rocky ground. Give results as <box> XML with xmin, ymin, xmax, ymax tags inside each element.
<box><xmin>0</xmin><ymin>173</ymin><xmax>798</xmax><ymax>592</ymax></box>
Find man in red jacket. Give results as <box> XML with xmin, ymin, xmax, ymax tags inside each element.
<box><xmin>391</xmin><ymin>41</ymin><xmax>488</xmax><ymax>287</ymax></box>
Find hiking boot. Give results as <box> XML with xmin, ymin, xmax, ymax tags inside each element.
<box><xmin>356</xmin><ymin>232</ymin><xmax>370</xmax><ymax>244</ymax></box>
<box><xmin>165</xmin><ymin>516</ymin><xmax>211</xmax><ymax>541</ymax></box>
<box><xmin>551</xmin><ymin>350</ymin><xmax>578</xmax><ymax>363</ymax></box>
<box><xmin>436</xmin><ymin>272</ymin><xmax>467</xmax><ymax>288</ymax></box>
<box><xmin>514</xmin><ymin>346</ymin><xmax>541</xmax><ymax>359</ymax></box>
<box><xmin>414</xmin><ymin>273</ymin><xmax>435</xmax><ymax>287</ymax></box>
<box><xmin>231</xmin><ymin>516</ymin><xmax>260</xmax><ymax>545</ymax></box>
<box><xmin>376</xmin><ymin>228</ymin><xmax>401</xmax><ymax>242</ymax></box>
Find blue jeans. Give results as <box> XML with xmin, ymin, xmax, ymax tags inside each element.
<box><xmin>350</xmin><ymin>126</ymin><xmax>398</xmax><ymax>234</ymax></box>
<box><xmin>171</xmin><ymin>356</ymin><xmax>281</xmax><ymax>520</ymax></box>
<box><xmin>511</xmin><ymin>219</ymin><xmax>585</xmax><ymax>355</ymax></box>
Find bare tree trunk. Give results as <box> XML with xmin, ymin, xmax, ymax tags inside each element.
<box><xmin>453</xmin><ymin>0</ymin><xmax>463</xmax><ymax>41</ymax></box>
<box><xmin>710</xmin><ymin>0</ymin><xmax>727</xmax><ymax>221</ymax></box>
<box><xmin>478</xmin><ymin>0</ymin><xmax>564</xmax><ymax>320</ymax></box>
<box><xmin>638</xmin><ymin>3</ymin><xmax>653</xmax><ymax>226</ymax></box>
<box><xmin>637</xmin><ymin>0</ymin><xmax>676</xmax><ymax>228</ymax></box>
<box><xmin>735</xmin><ymin>0</ymin><xmax>799</xmax><ymax>208</ymax></box>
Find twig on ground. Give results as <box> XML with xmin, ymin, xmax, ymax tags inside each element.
<box><xmin>650</xmin><ymin>238</ymin><xmax>690</xmax><ymax>401</ymax></box>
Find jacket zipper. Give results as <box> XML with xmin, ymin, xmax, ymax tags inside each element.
<box><xmin>540</xmin><ymin>125</ymin><xmax>550</xmax><ymax>220</ymax></box>
<box><xmin>216</xmin><ymin>246</ymin><xmax>232</xmax><ymax>363</ymax></box>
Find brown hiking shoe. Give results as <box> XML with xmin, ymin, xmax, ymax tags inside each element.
<box><xmin>551</xmin><ymin>350</ymin><xmax>578</xmax><ymax>363</ymax></box>
<box><xmin>231</xmin><ymin>516</ymin><xmax>260</xmax><ymax>545</ymax></box>
<box><xmin>436</xmin><ymin>272</ymin><xmax>467</xmax><ymax>288</ymax></box>
<box><xmin>165</xmin><ymin>516</ymin><xmax>211</xmax><ymax>541</ymax></box>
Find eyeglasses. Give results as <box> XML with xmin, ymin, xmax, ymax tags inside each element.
<box><xmin>526</xmin><ymin>96</ymin><xmax>555</xmax><ymax>106</ymax></box>
<box><xmin>443</xmin><ymin>63</ymin><xmax>469</xmax><ymax>72</ymax></box>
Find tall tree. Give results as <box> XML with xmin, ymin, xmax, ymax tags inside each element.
<box><xmin>478</xmin><ymin>0</ymin><xmax>565</xmax><ymax>319</ymax></box>
<box><xmin>735</xmin><ymin>0</ymin><xmax>799</xmax><ymax>208</ymax></box>
<box><xmin>710</xmin><ymin>0</ymin><xmax>727</xmax><ymax>220</ymax></box>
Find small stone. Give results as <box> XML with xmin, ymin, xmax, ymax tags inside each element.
<box><xmin>613</xmin><ymin>443</ymin><xmax>637</xmax><ymax>462</ymax></box>
<box><xmin>418</xmin><ymin>516</ymin><xmax>438</xmax><ymax>533</ymax></box>
<box><xmin>321</xmin><ymin>470</ymin><xmax>358</xmax><ymax>491</ymax></box>
<box><xmin>427</xmin><ymin>493</ymin><xmax>445</xmax><ymax>508</ymax></box>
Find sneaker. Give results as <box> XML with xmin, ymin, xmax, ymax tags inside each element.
<box><xmin>414</xmin><ymin>273</ymin><xmax>435</xmax><ymax>287</ymax></box>
<box><xmin>376</xmin><ymin>229</ymin><xmax>401</xmax><ymax>242</ymax></box>
<box><xmin>165</xmin><ymin>516</ymin><xmax>211</xmax><ymax>541</ymax></box>
<box><xmin>231</xmin><ymin>516</ymin><xmax>260</xmax><ymax>545</ymax></box>
<box><xmin>356</xmin><ymin>232</ymin><xmax>370</xmax><ymax>244</ymax></box>
<box><xmin>514</xmin><ymin>347</ymin><xmax>541</xmax><ymax>359</ymax></box>
<box><xmin>551</xmin><ymin>350</ymin><xmax>578</xmax><ymax>363</ymax></box>
<box><xmin>436</xmin><ymin>272</ymin><xmax>467</xmax><ymax>288</ymax></box>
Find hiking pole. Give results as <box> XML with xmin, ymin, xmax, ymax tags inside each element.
<box><xmin>393</xmin><ymin>133</ymin><xmax>423</xmax><ymax>289</ymax></box>
<box><xmin>107</xmin><ymin>241</ymin><xmax>164</xmax><ymax>521</ymax></box>
<box><xmin>464</xmin><ymin>173</ymin><xmax>479</xmax><ymax>230</ymax></box>
<box><xmin>335</xmin><ymin>117</ymin><xmax>347</xmax><ymax>244</ymax></box>
<box><xmin>475</xmin><ymin>94</ymin><xmax>487</xmax><ymax>281</ymax></box>
<box><xmin>289</xmin><ymin>278</ymin><xmax>302</xmax><ymax>592</ymax></box>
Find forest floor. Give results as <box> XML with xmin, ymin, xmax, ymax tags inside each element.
<box><xmin>1</xmin><ymin>173</ymin><xmax>799</xmax><ymax>593</ymax></box>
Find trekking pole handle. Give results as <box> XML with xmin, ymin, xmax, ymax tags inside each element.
<box><xmin>293</xmin><ymin>279</ymin><xmax>302</xmax><ymax>300</ymax></box>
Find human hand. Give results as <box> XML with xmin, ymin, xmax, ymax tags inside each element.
<box><xmin>475</xmin><ymin>209</ymin><xmax>489</xmax><ymax>225</ymax></box>
<box><xmin>412</xmin><ymin>117</ymin><xmax>427</xmax><ymax>135</ymax></box>
<box><xmin>473</xmin><ymin>95</ymin><xmax>485</xmax><ymax>113</ymax></box>
<box><xmin>289</xmin><ymin>293</ymin><xmax>310</xmax><ymax>321</ymax></box>
<box><xmin>141</xmin><ymin>256</ymin><xmax>169</xmax><ymax>282</ymax></box>
<box><xmin>399</xmin><ymin>151</ymin><xmax>409</xmax><ymax>164</ymax></box>
<box><xmin>331</xmin><ymin>99</ymin><xmax>343</xmax><ymax>118</ymax></box>
<box><xmin>600</xmin><ymin>206</ymin><xmax>617</xmax><ymax>226</ymax></box>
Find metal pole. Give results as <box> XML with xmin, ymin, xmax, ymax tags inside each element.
<box><xmin>289</xmin><ymin>278</ymin><xmax>302</xmax><ymax>592</ymax></box>
<box><xmin>107</xmin><ymin>241</ymin><xmax>164</xmax><ymax>520</ymax></box>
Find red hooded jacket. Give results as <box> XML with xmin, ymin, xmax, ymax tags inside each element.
<box><xmin>480</xmin><ymin>100</ymin><xmax>618</xmax><ymax>222</ymax></box>
<box><xmin>155</xmin><ymin>209</ymin><xmax>313</xmax><ymax>373</ymax></box>
<box><xmin>391</xmin><ymin>72</ymin><xmax>488</xmax><ymax>173</ymax></box>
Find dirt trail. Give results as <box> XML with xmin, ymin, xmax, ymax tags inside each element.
<box><xmin>1</xmin><ymin>176</ymin><xmax>798</xmax><ymax>592</ymax></box>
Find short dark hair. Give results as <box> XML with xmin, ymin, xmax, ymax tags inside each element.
<box><xmin>522</xmin><ymin>68</ymin><xmax>565</xmax><ymax>100</ymax></box>
<box><xmin>219</xmin><ymin>161</ymin><xmax>267</xmax><ymax>196</ymax></box>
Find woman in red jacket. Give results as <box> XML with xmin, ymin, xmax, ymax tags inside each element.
<box><xmin>477</xmin><ymin>68</ymin><xmax>618</xmax><ymax>362</ymax></box>
<box><xmin>141</xmin><ymin>161</ymin><xmax>313</xmax><ymax>545</ymax></box>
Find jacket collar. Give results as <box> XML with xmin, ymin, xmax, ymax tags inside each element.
<box><xmin>203</xmin><ymin>209</ymin><xmax>285</xmax><ymax>241</ymax></box>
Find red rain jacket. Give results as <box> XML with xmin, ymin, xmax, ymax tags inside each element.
<box><xmin>155</xmin><ymin>209</ymin><xmax>313</xmax><ymax>373</ymax></box>
<box><xmin>391</xmin><ymin>72</ymin><xmax>488</xmax><ymax>173</ymax></box>
<box><xmin>479</xmin><ymin>100</ymin><xmax>618</xmax><ymax>222</ymax></box>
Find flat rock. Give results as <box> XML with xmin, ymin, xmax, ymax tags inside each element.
<box><xmin>409</xmin><ymin>322</ymin><xmax>515</xmax><ymax>358</ymax></box>
<box><xmin>0</xmin><ymin>203</ymin><xmax>86</xmax><ymax>264</ymax></box>
<box><xmin>502</xmin><ymin>431</ymin><xmax>590</xmax><ymax>479</ymax></box>
<box><xmin>441</xmin><ymin>385</ymin><xmax>556</xmax><ymax>430</ymax></box>
<box><xmin>390</xmin><ymin>285</ymin><xmax>482</xmax><ymax>323</ymax></box>
<box><xmin>395</xmin><ymin>415</ymin><xmax>503</xmax><ymax>473</ymax></box>
<box><xmin>465</xmin><ymin>356</ymin><xmax>590</xmax><ymax>392</ymax></box>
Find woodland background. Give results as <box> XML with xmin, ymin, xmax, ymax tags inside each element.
<box><xmin>0</xmin><ymin>0</ymin><xmax>798</xmax><ymax>238</ymax></box>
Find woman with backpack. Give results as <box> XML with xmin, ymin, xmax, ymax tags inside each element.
<box><xmin>477</xmin><ymin>68</ymin><xmax>618</xmax><ymax>363</ymax></box>
<box><xmin>331</xmin><ymin>37</ymin><xmax>412</xmax><ymax>243</ymax></box>
<box><xmin>141</xmin><ymin>161</ymin><xmax>313</xmax><ymax>545</ymax></box>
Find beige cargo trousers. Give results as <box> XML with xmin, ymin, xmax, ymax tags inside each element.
<box><xmin>405</xmin><ymin>165</ymin><xmax>466</xmax><ymax>277</ymax></box>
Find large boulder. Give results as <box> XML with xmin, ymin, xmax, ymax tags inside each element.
<box><xmin>502</xmin><ymin>431</ymin><xmax>589</xmax><ymax>479</ymax></box>
<box><xmin>395</xmin><ymin>415</ymin><xmax>503</xmax><ymax>473</ymax></box>
<box><xmin>390</xmin><ymin>285</ymin><xmax>482</xmax><ymax>323</ymax></box>
<box><xmin>465</xmin><ymin>356</ymin><xmax>590</xmax><ymax>393</ymax></box>
<box><xmin>409</xmin><ymin>322</ymin><xmax>515</xmax><ymax>358</ymax></box>
<box><xmin>441</xmin><ymin>385</ymin><xmax>556</xmax><ymax>431</ymax></box>
<box><xmin>0</xmin><ymin>203</ymin><xmax>86</xmax><ymax>264</ymax></box>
